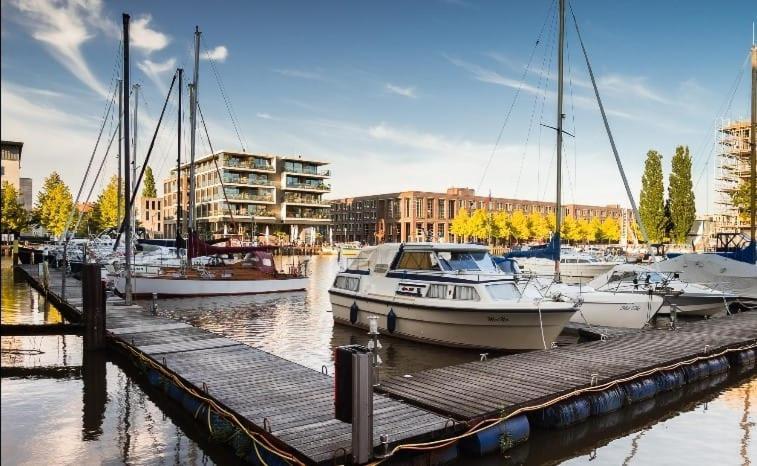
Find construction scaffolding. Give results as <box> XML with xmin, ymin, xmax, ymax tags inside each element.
<box><xmin>715</xmin><ymin>119</ymin><xmax>752</xmax><ymax>232</ymax></box>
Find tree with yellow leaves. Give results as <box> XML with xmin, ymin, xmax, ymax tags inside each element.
<box><xmin>528</xmin><ymin>211</ymin><xmax>550</xmax><ymax>241</ymax></box>
<box><xmin>509</xmin><ymin>210</ymin><xmax>530</xmax><ymax>244</ymax></box>
<box><xmin>450</xmin><ymin>208</ymin><xmax>472</xmax><ymax>242</ymax></box>
<box><xmin>599</xmin><ymin>217</ymin><xmax>621</xmax><ymax>243</ymax></box>
<box><xmin>493</xmin><ymin>211</ymin><xmax>511</xmax><ymax>243</ymax></box>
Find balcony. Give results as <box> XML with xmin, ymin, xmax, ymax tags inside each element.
<box><xmin>283</xmin><ymin>193</ymin><xmax>330</xmax><ymax>206</ymax></box>
<box><xmin>286</xmin><ymin>211</ymin><xmax>330</xmax><ymax>220</ymax></box>
<box><xmin>222</xmin><ymin>174</ymin><xmax>274</xmax><ymax>187</ymax></box>
<box><xmin>221</xmin><ymin>192</ymin><xmax>275</xmax><ymax>203</ymax></box>
<box><xmin>284</xmin><ymin>181</ymin><xmax>331</xmax><ymax>192</ymax></box>
<box><xmin>222</xmin><ymin>156</ymin><xmax>275</xmax><ymax>172</ymax></box>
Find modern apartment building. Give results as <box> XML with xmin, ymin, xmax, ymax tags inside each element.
<box><xmin>162</xmin><ymin>151</ymin><xmax>330</xmax><ymax>241</ymax></box>
<box><xmin>139</xmin><ymin>196</ymin><xmax>163</xmax><ymax>238</ymax></box>
<box><xmin>329</xmin><ymin>187</ymin><xmax>628</xmax><ymax>244</ymax></box>
<box><xmin>2</xmin><ymin>140</ymin><xmax>33</xmax><ymax>211</ymax></box>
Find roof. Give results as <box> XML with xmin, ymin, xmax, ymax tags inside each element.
<box><xmin>1</xmin><ymin>141</ymin><xmax>24</xmax><ymax>148</ymax></box>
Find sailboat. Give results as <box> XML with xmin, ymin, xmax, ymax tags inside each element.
<box><xmin>114</xmin><ymin>23</ymin><xmax>308</xmax><ymax>298</ymax></box>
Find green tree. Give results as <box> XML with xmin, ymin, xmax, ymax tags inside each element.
<box><xmin>599</xmin><ymin>217</ymin><xmax>621</xmax><ymax>243</ymax></box>
<box><xmin>508</xmin><ymin>210</ymin><xmax>530</xmax><ymax>243</ymax></box>
<box><xmin>450</xmin><ymin>208</ymin><xmax>472</xmax><ymax>242</ymax></box>
<box><xmin>731</xmin><ymin>179</ymin><xmax>753</xmax><ymax>223</ymax></box>
<box><xmin>1</xmin><ymin>182</ymin><xmax>29</xmax><ymax>233</ymax></box>
<box><xmin>34</xmin><ymin>172</ymin><xmax>73</xmax><ymax>237</ymax></box>
<box><xmin>142</xmin><ymin>165</ymin><xmax>157</xmax><ymax>198</ymax></box>
<box><xmin>527</xmin><ymin>212</ymin><xmax>550</xmax><ymax>241</ymax></box>
<box><xmin>93</xmin><ymin>175</ymin><xmax>124</xmax><ymax>229</ymax></box>
<box><xmin>668</xmin><ymin>146</ymin><xmax>696</xmax><ymax>243</ymax></box>
<box><xmin>639</xmin><ymin>150</ymin><xmax>666</xmax><ymax>243</ymax></box>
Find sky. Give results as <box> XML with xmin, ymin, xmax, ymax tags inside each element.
<box><xmin>1</xmin><ymin>0</ymin><xmax>755</xmax><ymax>214</ymax></box>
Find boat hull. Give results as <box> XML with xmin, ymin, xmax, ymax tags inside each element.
<box><xmin>115</xmin><ymin>275</ymin><xmax>308</xmax><ymax>298</ymax></box>
<box><xmin>330</xmin><ymin>291</ymin><xmax>576</xmax><ymax>351</ymax></box>
<box><xmin>657</xmin><ymin>293</ymin><xmax>731</xmax><ymax>317</ymax></box>
<box><xmin>519</xmin><ymin>260</ymin><xmax>617</xmax><ymax>284</ymax></box>
<box><xmin>568</xmin><ymin>294</ymin><xmax>662</xmax><ymax>329</ymax></box>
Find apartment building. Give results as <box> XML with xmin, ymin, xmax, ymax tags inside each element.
<box><xmin>329</xmin><ymin>187</ymin><xmax>627</xmax><ymax>244</ymax></box>
<box><xmin>162</xmin><ymin>151</ymin><xmax>330</xmax><ymax>242</ymax></box>
<box><xmin>2</xmin><ymin>140</ymin><xmax>33</xmax><ymax>210</ymax></box>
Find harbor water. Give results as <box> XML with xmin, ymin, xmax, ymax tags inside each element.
<box><xmin>1</xmin><ymin>256</ymin><xmax>755</xmax><ymax>464</ymax></box>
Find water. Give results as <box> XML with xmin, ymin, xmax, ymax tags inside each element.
<box><xmin>2</xmin><ymin>256</ymin><xmax>755</xmax><ymax>465</ymax></box>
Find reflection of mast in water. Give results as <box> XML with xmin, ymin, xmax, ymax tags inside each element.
<box><xmin>121</xmin><ymin>376</ymin><xmax>133</xmax><ymax>462</ymax></box>
<box><xmin>621</xmin><ymin>428</ymin><xmax>649</xmax><ymax>466</ymax></box>
<box><xmin>740</xmin><ymin>380</ymin><xmax>753</xmax><ymax>466</ymax></box>
<box><xmin>81</xmin><ymin>351</ymin><xmax>107</xmax><ymax>441</ymax></box>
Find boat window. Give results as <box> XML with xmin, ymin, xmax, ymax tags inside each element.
<box><xmin>608</xmin><ymin>271</ymin><xmax>636</xmax><ymax>283</ymax></box>
<box><xmin>437</xmin><ymin>251</ymin><xmax>496</xmax><ymax>272</ymax></box>
<box><xmin>426</xmin><ymin>284</ymin><xmax>448</xmax><ymax>299</ymax></box>
<box><xmin>333</xmin><ymin>276</ymin><xmax>360</xmax><ymax>291</ymax></box>
<box><xmin>396</xmin><ymin>252</ymin><xmax>440</xmax><ymax>270</ymax></box>
<box><xmin>638</xmin><ymin>272</ymin><xmax>664</xmax><ymax>283</ymax></box>
<box><xmin>453</xmin><ymin>285</ymin><xmax>479</xmax><ymax>301</ymax></box>
<box><xmin>487</xmin><ymin>283</ymin><xmax>521</xmax><ymax>300</ymax></box>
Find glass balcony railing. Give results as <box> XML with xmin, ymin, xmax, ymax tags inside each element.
<box><xmin>285</xmin><ymin>182</ymin><xmax>331</xmax><ymax>191</ymax></box>
<box><xmin>215</xmin><ymin>193</ymin><xmax>274</xmax><ymax>202</ymax></box>
<box><xmin>284</xmin><ymin>166</ymin><xmax>330</xmax><ymax>176</ymax></box>
<box><xmin>222</xmin><ymin>157</ymin><xmax>274</xmax><ymax>171</ymax></box>
<box><xmin>222</xmin><ymin>175</ymin><xmax>274</xmax><ymax>186</ymax></box>
<box><xmin>286</xmin><ymin>210</ymin><xmax>330</xmax><ymax>220</ymax></box>
<box><xmin>283</xmin><ymin>193</ymin><xmax>330</xmax><ymax>205</ymax></box>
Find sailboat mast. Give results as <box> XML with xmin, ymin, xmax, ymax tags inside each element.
<box><xmin>177</xmin><ymin>68</ymin><xmax>183</xmax><ymax>252</ymax></box>
<box><xmin>117</xmin><ymin>79</ymin><xmax>122</xmax><ymax>222</ymax></box>
<box><xmin>749</xmin><ymin>41</ymin><xmax>756</xmax><ymax>258</ymax></box>
<box><xmin>554</xmin><ymin>0</ymin><xmax>565</xmax><ymax>282</ymax></box>
<box><xmin>122</xmin><ymin>13</ymin><xmax>132</xmax><ymax>304</ymax></box>
<box><xmin>132</xmin><ymin>83</ymin><xmax>139</xmax><ymax>242</ymax></box>
<box><xmin>187</xmin><ymin>26</ymin><xmax>201</xmax><ymax>263</ymax></box>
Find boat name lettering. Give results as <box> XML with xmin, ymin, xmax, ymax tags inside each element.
<box><xmin>620</xmin><ymin>304</ymin><xmax>640</xmax><ymax>311</ymax></box>
<box><xmin>487</xmin><ymin>315</ymin><xmax>510</xmax><ymax>322</ymax></box>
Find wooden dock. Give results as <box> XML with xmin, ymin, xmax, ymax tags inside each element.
<box><xmin>378</xmin><ymin>313</ymin><xmax>757</xmax><ymax>420</ymax></box>
<box><xmin>12</xmin><ymin>263</ymin><xmax>757</xmax><ymax>465</ymax></box>
<box><xmin>14</xmin><ymin>264</ymin><xmax>450</xmax><ymax>465</ymax></box>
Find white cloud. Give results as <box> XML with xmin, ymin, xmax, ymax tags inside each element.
<box><xmin>137</xmin><ymin>57</ymin><xmax>177</xmax><ymax>94</ymax></box>
<box><xmin>11</xmin><ymin>0</ymin><xmax>110</xmax><ymax>98</ymax></box>
<box><xmin>202</xmin><ymin>45</ymin><xmax>228</xmax><ymax>62</ymax></box>
<box><xmin>272</xmin><ymin>68</ymin><xmax>324</xmax><ymax>80</ymax></box>
<box><xmin>598</xmin><ymin>74</ymin><xmax>672</xmax><ymax>105</ymax></box>
<box><xmin>385</xmin><ymin>83</ymin><xmax>417</xmax><ymax>99</ymax></box>
<box><xmin>445</xmin><ymin>55</ymin><xmax>541</xmax><ymax>95</ymax></box>
<box><xmin>256</xmin><ymin>112</ymin><xmax>274</xmax><ymax>120</ymax></box>
<box><xmin>130</xmin><ymin>15</ymin><xmax>170</xmax><ymax>53</ymax></box>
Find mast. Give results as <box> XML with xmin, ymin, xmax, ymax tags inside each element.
<box><xmin>177</xmin><ymin>68</ymin><xmax>183</xmax><ymax>254</ymax></box>
<box><xmin>122</xmin><ymin>13</ymin><xmax>132</xmax><ymax>304</ymax></box>
<box><xmin>750</xmin><ymin>41</ymin><xmax>756</xmax><ymax>260</ymax></box>
<box><xmin>188</xmin><ymin>26</ymin><xmax>201</xmax><ymax>251</ymax></box>
<box><xmin>554</xmin><ymin>0</ymin><xmax>565</xmax><ymax>282</ymax></box>
<box><xmin>132</xmin><ymin>83</ymin><xmax>140</xmax><ymax>241</ymax></box>
<box><xmin>117</xmin><ymin>79</ymin><xmax>122</xmax><ymax>222</ymax></box>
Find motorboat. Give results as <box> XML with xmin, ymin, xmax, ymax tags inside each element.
<box><xmin>328</xmin><ymin>243</ymin><xmax>579</xmax><ymax>351</ymax></box>
<box><xmin>515</xmin><ymin>246</ymin><xmax>619</xmax><ymax>284</ymax></box>
<box><xmin>587</xmin><ymin>264</ymin><xmax>735</xmax><ymax>317</ymax></box>
<box><xmin>496</xmin><ymin>257</ymin><xmax>661</xmax><ymax>329</ymax></box>
<box><xmin>655</xmin><ymin>253</ymin><xmax>756</xmax><ymax>303</ymax></box>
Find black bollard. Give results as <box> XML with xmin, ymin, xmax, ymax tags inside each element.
<box><xmin>82</xmin><ymin>263</ymin><xmax>106</xmax><ymax>351</ymax></box>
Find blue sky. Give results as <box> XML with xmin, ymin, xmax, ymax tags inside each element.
<box><xmin>1</xmin><ymin>0</ymin><xmax>754</xmax><ymax>214</ymax></box>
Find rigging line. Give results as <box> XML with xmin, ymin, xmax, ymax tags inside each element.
<box><xmin>202</xmin><ymin>38</ymin><xmax>248</xmax><ymax>152</ymax></box>
<box><xmin>197</xmin><ymin>102</ymin><xmax>237</xmax><ymax>227</ymax></box>
<box><xmin>691</xmin><ymin>52</ymin><xmax>750</xmax><ymax>168</ymax></box>
<box><xmin>475</xmin><ymin>0</ymin><xmax>557</xmax><ymax>193</ymax></box>
<box><xmin>563</xmin><ymin>14</ymin><xmax>578</xmax><ymax>205</ymax></box>
<box><xmin>73</xmin><ymin>124</ymin><xmax>120</xmax><ymax>234</ymax></box>
<box><xmin>63</xmin><ymin>82</ymin><xmax>119</xmax><ymax>239</ymax></box>
<box><xmin>693</xmin><ymin>60</ymin><xmax>748</xmax><ymax>190</ymax></box>
<box><xmin>536</xmin><ymin>5</ymin><xmax>559</xmax><ymax>202</ymax></box>
<box><xmin>514</xmin><ymin>3</ymin><xmax>558</xmax><ymax>198</ymax></box>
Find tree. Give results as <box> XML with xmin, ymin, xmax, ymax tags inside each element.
<box><xmin>450</xmin><ymin>208</ymin><xmax>472</xmax><ymax>242</ymax></box>
<box><xmin>599</xmin><ymin>217</ymin><xmax>621</xmax><ymax>243</ymax></box>
<box><xmin>142</xmin><ymin>165</ymin><xmax>157</xmax><ymax>198</ymax></box>
<box><xmin>1</xmin><ymin>182</ymin><xmax>29</xmax><ymax>233</ymax></box>
<box><xmin>470</xmin><ymin>209</ymin><xmax>496</xmax><ymax>243</ymax></box>
<box><xmin>668</xmin><ymin>146</ymin><xmax>696</xmax><ymax>243</ymax></box>
<box><xmin>576</xmin><ymin>218</ymin><xmax>594</xmax><ymax>244</ymax></box>
<box><xmin>508</xmin><ymin>210</ymin><xmax>530</xmax><ymax>243</ymax></box>
<box><xmin>561</xmin><ymin>216</ymin><xmax>580</xmax><ymax>243</ymax></box>
<box><xmin>34</xmin><ymin>172</ymin><xmax>73</xmax><ymax>238</ymax></box>
<box><xmin>639</xmin><ymin>150</ymin><xmax>666</xmax><ymax>243</ymax></box>
<box><xmin>94</xmin><ymin>176</ymin><xmax>124</xmax><ymax>229</ymax></box>
<box><xmin>493</xmin><ymin>211</ymin><xmax>511</xmax><ymax>243</ymax></box>
<box><xmin>527</xmin><ymin>212</ymin><xmax>550</xmax><ymax>241</ymax></box>
<box><xmin>731</xmin><ymin>179</ymin><xmax>753</xmax><ymax>224</ymax></box>
<box><xmin>589</xmin><ymin>217</ymin><xmax>603</xmax><ymax>243</ymax></box>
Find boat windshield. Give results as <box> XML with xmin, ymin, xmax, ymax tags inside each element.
<box><xmin>437</xmin><ymin>250</ymin><xmax>497</xmax><ymax>272</ymax></box>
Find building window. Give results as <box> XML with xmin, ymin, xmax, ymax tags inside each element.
<box><xmin>415</xmin><ymin>199</ymin><xmax>423</xmax><ymax>218</ymax></box>
<box><xmin>438</xmin><ymin>199</ymin><xmax>446</xmax><ymax>220</ymax></box>
<box><xmin>427</xmin><ymin>198</ymin><xmax>434</xmax><ymax>218</ymax></box>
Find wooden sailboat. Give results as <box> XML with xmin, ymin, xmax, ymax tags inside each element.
<box><xmin>115</xmin><ymin>24</ymin><xmax>308</xmax><ymax>298</ymax></box>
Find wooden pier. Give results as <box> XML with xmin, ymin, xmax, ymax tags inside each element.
<box><xmin>11</xmin><ymin>263</ymin><xmax>757</xmax><ymax>465</ymax></box>
<box><xmin>13</xmin><ymin>264</ymin><xmax>449</xmax><ymax>465</ymax></box>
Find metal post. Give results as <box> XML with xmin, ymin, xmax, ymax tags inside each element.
<box><xmin>749</xmin><ymin>44</ymin><xmax>756</xmax><ymax>258</ymax></box>
<box><xmin>352</xmin><ymin>351</ymin><xmax>373</xmax><ymax>464</ymax></box>
<box><xmin>117</xmin><ymin>79</ymin><xmax>123</xmax><ymax>221</ymax></box>
<box><xmin>122</xmin><ymin>13</ymin><xmax>133</xmax><ymax>305</ymax></box>
<box><xmin>554</xmin><ymin>0</ymin><xmax>565</xmax><ymax>283</ymax></box>
<box><xmin>132</xmin><ymin>83</ymin><xmax>140</xmax><ymax>242</ymax></box>
<box><xmin>188</xmin><ymin>27</ymin><xmax>201</xmax><ymax>235</ymax></box>
<box><xmin>61</xmin><ymin>240</ymin><xmax>67</xmax><ymax>299</ymax></box>
<box><xmin>669</xmin><ymin>304</ymin><xmax>678</xmax><ymax>330</ymax></box>
<box><xmin>151</xmin><ymin>292</ymin><xmax>158</xmax><ymax>315</ymax></box>
<box><xmin>367</xmin><ymin>316</ymin><xmax>381</xmax><ymax>386</ymax></box>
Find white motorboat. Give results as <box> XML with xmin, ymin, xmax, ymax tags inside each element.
<box><xmin>587</xmin><ymin>264</ymin><xmax>735</xmax><ymax>317</ymax></box>
<box><xmin>517</xmin><ymin>246</ymin><xmax>619</xmax><ymax>284</ymax></box>
<box><xmin>654</xmin><ymin>253</ymin><xmax>757</xmax><ymax>302</ymax></box>
<box><xmin>329</xmin><ymin>243</ymin><xmax>578</xmax><ymax>351</ymax></box>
